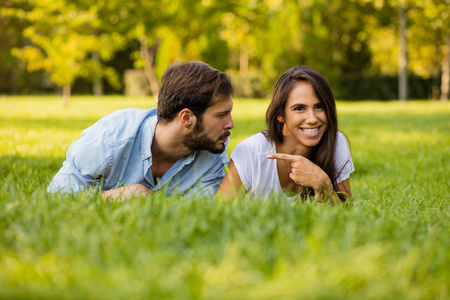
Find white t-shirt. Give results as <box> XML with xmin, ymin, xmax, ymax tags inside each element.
<box><xmin>230</xmin><ymin>131</ymin><xmax>355</xmax><ymax>200</ymax></box>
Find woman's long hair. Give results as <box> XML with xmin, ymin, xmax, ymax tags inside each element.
<box><xmin>264</xmin><ymin>66</ymin><xmax>338</xmax><ymax>190</ymax></box>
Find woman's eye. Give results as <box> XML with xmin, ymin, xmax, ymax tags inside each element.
<box><xmin>315</xmin><ymin>104</ymin><xmax>324</xmax><ymax>110</ymax></box>
<box><xmin>294</xmin><ymin>106</ymin><xmax>305</xmax><ymax>111</ymax></box>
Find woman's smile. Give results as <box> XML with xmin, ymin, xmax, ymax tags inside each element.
<box><xmin>300</xmin><ymin>125</ymin><xmax>322</xmax><ymax>136</ymax></box>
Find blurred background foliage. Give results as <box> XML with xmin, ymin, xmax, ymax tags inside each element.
<box><xmin>0</xmin><ymin>0</ymin><xmax>449</xmax><ymax>100</ymax></box>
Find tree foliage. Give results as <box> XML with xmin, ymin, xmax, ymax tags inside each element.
<box><xmin>0</xmin><ymin>0</ymin><xmax>449</xmax><ymax>100</ymax></box>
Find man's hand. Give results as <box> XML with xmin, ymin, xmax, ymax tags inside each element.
<box><xmin>102</xmin><ymin>184</ymin><xmax>153</xmax><ymax>201</ymax></box>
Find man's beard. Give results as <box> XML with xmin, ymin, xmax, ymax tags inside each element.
<box><xmin>182</xmin><ymin>120</ymin><xmax>230</xmax><ymax>154</ymax></box>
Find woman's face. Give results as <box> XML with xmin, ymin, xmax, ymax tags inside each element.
<box><xmin>280</xmin><ymin>82</ymin><xmax>328</xmax><ymax>153</ymax></box>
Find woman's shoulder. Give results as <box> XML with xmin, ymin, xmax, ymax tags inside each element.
<box><xmin>336</xmin><ymin>130</ymin><xmax>348</xmax><ymax>141</ymax></box>
<box><xmin>335</xmin><ymin>131</ymin><xmax>352</xmax><ymax>158</ymax></box>
<box><xmin>231</xmin><ymin>132</ymin><xmax>275</xmax><ymax>162</ymax></box>
<box><xmin>234</xmin><ymin>131</ymin><xmax>274</xmax><ymax>152</ymax></box>
<box><xmin>336</xmin><ymin>131</ymin><xmax>350</xmax><ymax>148</ymax></box>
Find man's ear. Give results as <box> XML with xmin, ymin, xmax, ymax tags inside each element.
<box><xmin>179</xmin><ymin>108</ymin><xmax>196</xmax><ymax>129</ymax></box>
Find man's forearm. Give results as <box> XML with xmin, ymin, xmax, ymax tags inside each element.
<box><xmin>102</xmin><ymin>184</ymin><xmax>153</xmax><ymax>201</ymax></box>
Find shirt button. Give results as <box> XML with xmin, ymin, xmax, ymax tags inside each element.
<box><xmin>142</xmin><ymin>155</ymin><xmax>145</xmax><ymax>159</ymax></box>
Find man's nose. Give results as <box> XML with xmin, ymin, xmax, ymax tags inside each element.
<box><xmin>224</xmin><ymin>115</ymin><xmax>234</xmax><ymax>130</ymax></box>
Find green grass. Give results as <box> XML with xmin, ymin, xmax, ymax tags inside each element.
<box><xmin>0</xmin><ymin>95</ymin><xmax>449</xmax><ymax>299</ymax></box>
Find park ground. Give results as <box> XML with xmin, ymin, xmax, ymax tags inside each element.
<box><xmin>0</xmin><ymin>96</ymin><xmax>448</xmax><ymax>299</ymax></box>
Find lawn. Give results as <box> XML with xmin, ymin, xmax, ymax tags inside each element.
<box><xmin>0</xmin><ymin>96</ymin><xmax>449</xmax><ymax>299</ymax></box>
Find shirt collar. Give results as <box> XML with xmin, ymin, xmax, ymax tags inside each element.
<box><xmin>141</xmin><ymin>113</ymin><xmax>158</xmax><ymax>161</ymax></box>
<box><xmin>183</xmin><ymin>150</ymin><xmax>197</xmax><ymax>164</ymax></box>
<box><xmin>140</xmin><ymin>112</ymin><xmax>199</xmax><ymax>164</ymax></box>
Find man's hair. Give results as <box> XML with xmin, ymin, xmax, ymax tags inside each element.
<box><xmin>157</xmin><ymin>61</ymin><xmax>233</xmax><ymax>124</ymax></box>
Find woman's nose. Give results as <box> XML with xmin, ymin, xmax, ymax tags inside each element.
<box><xmin>306</xmin><ymin>110</ymin><xmax>318</xmax><ymax>123</ymax></box>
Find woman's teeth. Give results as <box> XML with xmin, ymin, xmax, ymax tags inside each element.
<box><xmin>301</xmin><ymin>127</ymin><xmax>319</xmax><ymax>134</ymax></box>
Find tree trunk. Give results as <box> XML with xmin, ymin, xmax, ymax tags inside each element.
<box><xmin>239</xmin><ymin>45</ymin><xmax>249</xmax><ymax>76</ymax></box>
<box><xmin>432</xmin><ymin>29</ymin><xmax>442</xmax><ymax>100</ymax></box>
<box><xmin>63</xmin><ymin>85</ymin><xmax>71</xmax><ymax>107</ymax></box>
<box><xmin>398</xmin><ymin>5</ymin><xmax>408</xmax><ymax>101</ymax></box>
<box><xmin>440</xmin><ymin>33</ymin><xmax>450</xmax><ymax>101</ymax></box>
<box><xmin>140</xmin><ymin>36</ymin><xmax>160</xmax><ymax>99</ymax></box>
<box><xmin>92</xmin><ymin>50</ymin><xmax>103</xmax><ymax>96</ymax></box>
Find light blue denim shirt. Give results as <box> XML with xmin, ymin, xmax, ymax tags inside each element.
<box><xmin>48</xmin><ymin>107</ymin><xmax>229</xmax><ymax>197</ymax></box>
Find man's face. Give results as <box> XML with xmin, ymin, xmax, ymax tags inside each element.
<box><xmin>182</xmin><ymin>97</ymin><xmax>234</xmax><ymax>154</ymax></box>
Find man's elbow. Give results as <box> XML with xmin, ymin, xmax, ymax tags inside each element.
<box><xmin>47</xmin><ymin>174</ymin><xmax>93</xmax><ymax>195</ymax></box>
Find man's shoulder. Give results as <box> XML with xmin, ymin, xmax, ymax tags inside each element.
<box><xmin>100</xmin><ymin>107</ymin><xmax>157</xmax><ymax>124</ymax></box>
<box><xmin>98</xmin><ymin>107</ymin><xmax>157</xmax><ymax>131</ymax></box>
<box><xmin>86</xmin><ymin>107</ymin><xmax>157</xmax><ymax>145</ymax></box>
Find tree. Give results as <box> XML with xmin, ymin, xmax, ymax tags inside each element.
<box><xmin>365</xmin><ymin>0</ymin><xmax>450</xmax><ymax>100</ymax></box>
<box><xmin>421</xmin><ymin>0</ymin><xmax>450</xmax><ymax>101</ymax></box>
<box><xmin>0</xmin><ymin>0</ymin><xmax>45</xmax><ymax>94</ymax></box>
<box><xmin>255</xmin><ymin>0</ymin><xmax>376</xmax><ymax>95</ymax></box>
<box><xmin>2</xmin><ymin>0</ymin><xmax>125</xmax><ymax>105</ymax></box>
<box><xmin>398</xmin><ymin>2</ymin><xmax>408</xmax><ymax>100</ymax></box>
<box><xmin>441</xmin><ymin>34</ymin><xmax>450</xmax><ymax>101</ymax></box>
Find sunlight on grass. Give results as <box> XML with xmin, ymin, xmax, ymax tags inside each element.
<box><xmin>0</xmin><ymin>96</ymin><xmax>449</xmax><ymax>299</ymax></box>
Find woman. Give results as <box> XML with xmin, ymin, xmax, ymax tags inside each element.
<box><xmin>218</xmin><ymin>66</ymin><xmax>354</xmax><ymax>203</ymax></box>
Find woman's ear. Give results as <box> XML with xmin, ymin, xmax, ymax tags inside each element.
<box><xmin>282</xmin><ymin>123</ymin><xmax>291</xmax><ymax>136</ymax></box>
<box><xmin>278</xmin><ymin>115</ymin><xmax>290</xmax><ymax>136</ymax></box>
<box><xmin>179</xmin><ymin>109</ymin><xmax>195</xmax><ymax>129</ymax></box>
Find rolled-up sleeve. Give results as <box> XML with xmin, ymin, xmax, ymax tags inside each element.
<box><xmin>47</xmin><ymin>121</ymin><xmax>113</xmax><ymax>194</ymax></box>
<box><xmin>229</xmin><ymin>142</ymin><xmax>252</xmax><ymax>191</ymax></box>
<box><xmin>334</xmin><ymin>132</ymin><xmax>355</xmax><ymax>184</ymax></box>
<box><xmin>190</xmin><ymin>151</ymin><xmax>229</xmax><ymax>197</ymax></box>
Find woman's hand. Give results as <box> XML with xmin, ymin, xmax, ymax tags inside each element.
<box><xmin>102</xmin><ymin>184</ymin><xmax>153</xmax><ymax>201</ymax></box>
<box><xmin>267</xmin><ymin>153</ymin><xmax>338</xmax><ymax>203</ymax></box>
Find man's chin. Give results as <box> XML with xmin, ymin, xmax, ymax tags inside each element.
<box><xmin>182</xmin><ymin>133</ymin><xmax>227</xmax><ymax>154</ymax></box>
<box><xmin>204</xmin><ymin>141</ymin><xmax>226</xmax><ymax>154</ymax></box>
<box><xmin>207</xmin><ymin>145</ymin><xmax>225</xmax><ymax>155</ymax></box>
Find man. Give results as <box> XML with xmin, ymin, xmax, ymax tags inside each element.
<box><xmin>48</xmin><ymin>61</ymin><xmax>234</xmax><ymax>200</ymax></box>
